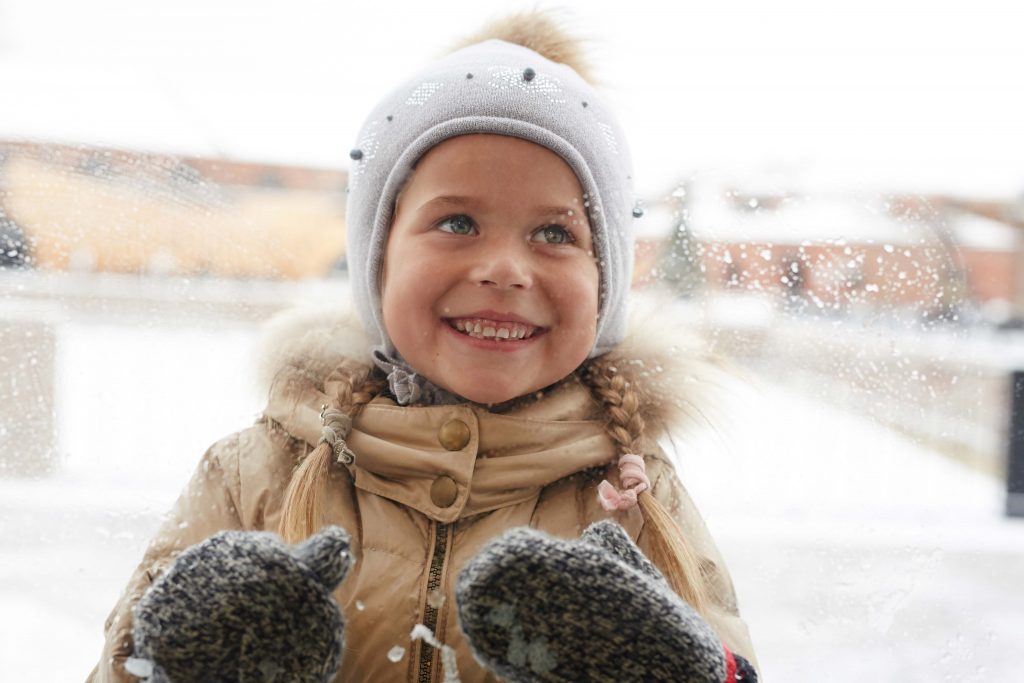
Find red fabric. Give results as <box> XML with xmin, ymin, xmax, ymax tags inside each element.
<box><xmin>723</xmin><ymin>644</ymin><xmax>738</xmax><ymax>683</ymax></box>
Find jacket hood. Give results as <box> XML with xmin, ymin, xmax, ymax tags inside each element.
<box><xmin>254</xmin><ymin>290</ymin><xmax>729</xmax><ymax>446</ymax></box>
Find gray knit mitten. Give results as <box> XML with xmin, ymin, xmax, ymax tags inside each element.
<box><xmin>128</xmin><ymin>526</ymin><xmax>351</xmax><ymax>683</ymax></box>
<box><xmin>456</xmin><ymin>521</ymin><xmax>757</xmax><ymax>683</ymax></box>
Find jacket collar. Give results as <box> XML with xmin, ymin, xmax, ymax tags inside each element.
<box><xmin>346</xmin><ymin>381</ymin><xmax>615</xmax><ymax>522</ymax></box>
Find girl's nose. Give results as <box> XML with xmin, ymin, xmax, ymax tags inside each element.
<box><xmin>469</xmin><ymin>249</ymin><xmax>533</xmax><ymax>290</ymax></box>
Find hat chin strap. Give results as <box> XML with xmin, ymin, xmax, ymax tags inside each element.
<box><xmin>371</xmin><ymin>348</ymin><xmax>464</xmax><ymax>406</ymax></box>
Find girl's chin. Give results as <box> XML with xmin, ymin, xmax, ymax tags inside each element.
<box><xmin>447</xmin><ymin>385</ymin><xmax>524</xmax><ymax>406</ymax></box>
<box><xmin>433</xmin><ymin>373</ymin><xmax>535</xmax><ymax>406</ymax></box>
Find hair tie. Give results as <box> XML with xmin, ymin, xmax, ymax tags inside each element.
<box><xmin>597</xmin><ymin>453</ymin><xmax>650</xmax><ymax>512</ymax></box>
<box><xmin>319</xmin><ymin>405</ymin><xmax>355</xmax><ymax>465</ymax></box>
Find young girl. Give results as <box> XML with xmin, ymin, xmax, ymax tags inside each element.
<box><xmin>89</xmin><ymin>12</ymin><xmax>758</xmax><ymax>683</ymax></box>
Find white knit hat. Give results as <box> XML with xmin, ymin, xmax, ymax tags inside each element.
<box><xmin>346</xmin><ymin>38</ymin><xmax>637</xmax><ymax>403</ymax></box>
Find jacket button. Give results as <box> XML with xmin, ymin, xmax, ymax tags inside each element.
<box><xmin>438</xmin><ymin>419</ymin><xmax>471</xmax><ymax>451</ymax></box>
<box><xmin>430</xmin><ymin>475</ymin><xmax>459</xmax><ymax>508</ymax></box>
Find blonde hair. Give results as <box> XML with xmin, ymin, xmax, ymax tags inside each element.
<box><xmin>582</xmin><ymin>354</ymin><xmax>712</xmax><ymax>614</ymax></box>
<box><xmin>277</xmin><ymin>360</ymin><xmax>386</xmax><ymax>544</ymax></box>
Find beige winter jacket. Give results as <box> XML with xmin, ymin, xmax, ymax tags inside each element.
<box><xmin>87</xmin><ymin>305</ymin><xmax>757</xmax><ymax>683</ymax></box>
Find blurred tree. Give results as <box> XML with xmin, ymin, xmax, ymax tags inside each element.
<box><xmin>657</xmin><ymin>185</ymin><xmax>703</xmax><ymax>298</ymax></box>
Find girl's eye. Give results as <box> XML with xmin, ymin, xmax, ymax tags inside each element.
<box><xmin>436</xmin><ymin>215</ymin><xmax>476</xmax><ymax>236</ymax></box>
<box><xmin>531</xmin><ymin>224</ymin><xmax>575</xmax><ymax>245</ymax></box>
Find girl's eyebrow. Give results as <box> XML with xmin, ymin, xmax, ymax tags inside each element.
<box><xmin>418</xmin><ymin>194</ymin><xmax>579</xmax><ymax>217</ymax></box>
<box><xmin>418</xmin><ymin>195</ymin><xmax>481</xmax><ymax>211</ymax></box>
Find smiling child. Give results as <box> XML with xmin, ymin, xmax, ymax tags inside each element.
<box><xmin>89</xmin><ymin>12</ymin><xmax>758</xmax><ymax>683</ymax></box>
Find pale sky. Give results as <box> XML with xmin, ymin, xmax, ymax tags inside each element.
<box><xmin>1</xmin><ymin>0</ymin><xmax>1023</xmax><ymax>197</ymax></box>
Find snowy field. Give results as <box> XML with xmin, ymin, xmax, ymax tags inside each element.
<box><xmin>1</xmin><ymin>317</ymin><xmax>1022</xmax><ymax>681</ymax></box>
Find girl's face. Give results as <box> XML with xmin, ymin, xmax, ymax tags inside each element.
<box><xmin>381</xmin><ymin>134</ymin><xmax>599</xmax><ymax>405</ymax></box>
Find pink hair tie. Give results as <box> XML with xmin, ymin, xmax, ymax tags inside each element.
<box><xmin>597</xmin><ymin>453</ymin><xmax>650</xmax><ymax>512</ymax></box>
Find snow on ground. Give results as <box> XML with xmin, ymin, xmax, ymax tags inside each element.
<box><xmin>1</xmin><ymin>319</ymin><xmax>266</xmax><ymax>681</ymax></box>
<box><xmin>1</xmin><ymin>318</ymin><xmax>1022</xmax><ymax>681</ymax></box>
<box><xmin>671</xmin><ymin>377</ymin><xmax>1024</xmax><ymax>681</ymax></box>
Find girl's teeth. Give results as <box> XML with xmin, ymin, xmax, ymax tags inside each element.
<box><xmin>449</xmin><ymin>318</ymin><xmax>537</xmax><ymax>341</ymax></box>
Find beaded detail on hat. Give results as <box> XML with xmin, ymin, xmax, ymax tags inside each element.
<box><xmin>487</xmin><ymin>65</ymin><xmax>566</xmax><ymax>102</ymax></box>
<box><xmin>597</xmin><ymin>121</ymin><xmax>619</xmax><ymax>155</ymax></box>
<box><xmin>405</xmin><ymin>81</ymin><xmax>445</xmax><ymax>106</ymax></box>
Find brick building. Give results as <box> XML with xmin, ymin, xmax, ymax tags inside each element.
<box><xmin>636</xmin><ymin>177</ymin><xmax>1024</xmax><ymax>325</ymax></box>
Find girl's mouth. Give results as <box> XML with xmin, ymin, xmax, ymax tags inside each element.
<box><xmin>445</xmin><ymin>317</ymin><xmax>543</xmax><ymax>341</ymax></box>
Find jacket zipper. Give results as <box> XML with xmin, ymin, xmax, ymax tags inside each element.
<box><xmin>418</xmin><ymin>521</ymin><xmax>450</xmax><ymax>683</ymax></box>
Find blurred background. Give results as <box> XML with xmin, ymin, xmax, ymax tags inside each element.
<box><xmin>1</xmin><ymin>1</ymin><xmax>1023</xmax><ymax>680</ymax></box>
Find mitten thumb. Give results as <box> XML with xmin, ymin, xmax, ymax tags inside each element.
<box><xmin>293</xmin><ymin>525</ymin><xmax>352</xmax><ymax>589</ymax></box>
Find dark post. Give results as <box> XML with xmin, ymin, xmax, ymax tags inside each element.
<box><xmin>1008</xmin><ymin>370</ymin><xmax>1024</xmax><ymax>517</ymax></box>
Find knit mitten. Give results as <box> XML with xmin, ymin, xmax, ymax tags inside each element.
<box><xmin>456</xmin><ymin>521</ymin><xmax>757</xmax><ymax>683</ymax></box>
<box><xmin>128</xmin><ymin>526</ymin><xmax>351</xmax><ymax>683</ymax></box>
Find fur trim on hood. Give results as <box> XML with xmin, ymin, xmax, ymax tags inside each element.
<box><xmin>253</xmin><ymin>290</ymin><xmax>731</xmax><ymax>439</ymax></box>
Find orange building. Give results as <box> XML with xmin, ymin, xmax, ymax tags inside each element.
<box><xmin>0</xmin><ymin>141</ymin><xmax>348</xmax><ymax>279</ymax></box>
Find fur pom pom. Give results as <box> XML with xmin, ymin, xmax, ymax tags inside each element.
<box><xmin>253</xmin><ymin>303</ymin><xmax>372</xmax><ymax>402</ymax></box>
<box><xmin>451</xmin><ymin>10</ymin><xmax>595</xmax><ymax>83</ymax></box>
<box><xmin>609</xmin><ymin>292</ymin><xmax>736</xmax><ymax>438</ymax></box>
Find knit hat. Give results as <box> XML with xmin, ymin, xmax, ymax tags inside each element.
<box><xmin>345</xmin><ymin>22</ymin><xmax>637</xmax><ymax>403</ymax></box>
<box><xmin>128</xmin><ymin>527</ymin><xmax>351</xmax><ymax>683</ymax></box>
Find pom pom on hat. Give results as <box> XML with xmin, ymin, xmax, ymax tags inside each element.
<box><xmin>448</xmin><ymin>10</ymin><xmax>595</xmax><ymax>83</ymax></box>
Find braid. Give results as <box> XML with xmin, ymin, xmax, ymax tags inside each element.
<box><xmin>583</xmin><ymin>355</ymin><xmax>711</xmax><ymax>614</ymax></box>
<box><xmin>278</xmin><ymin>361</ymin><xmax>385</xmax><ymax>543</ymax></box>
<box><xmin>332</xmin><ymin>359</ymin><xmax>386</xmax><ymax>415</ymax></box>
<box><xmin>586</xmin><ymin>356</ymin><xmax>646</xmax><ymax>453</ymax></box>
